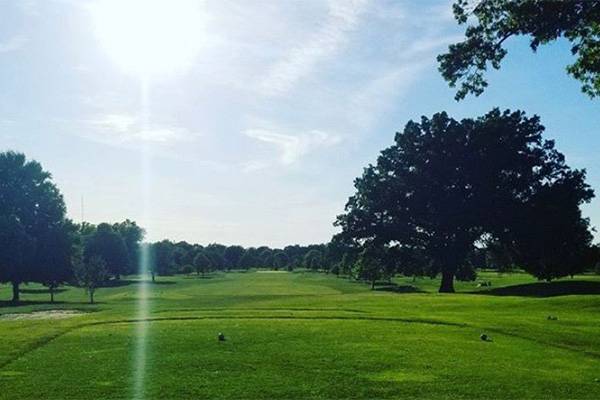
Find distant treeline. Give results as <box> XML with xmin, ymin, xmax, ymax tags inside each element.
<box><xmin>147</xmin><ymin>240</ymin><xmax>330</xmax><ymax>279</ymax></box>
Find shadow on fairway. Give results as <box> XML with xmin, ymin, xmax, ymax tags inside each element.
<box><xmin>374</xmin><ymin>283</ymin><xmax>423</xmax><ymax>294</ymax></box>
<box><xmin>476</xmin><ymin>280</ymin><xmax>600</xmax><ymax>297</ymax></box>
<box><xmin>101</xmin><ymin>279</ymin><xmax>137</xmax><ymax>287</ymax></box>
<box><xmin>0</xmin><ymin>300</ymin><xmax>100</xmax><ymax>308</ymax></box>
<box><xmin>0</xmin><ymin>300</ymin><xmax>66</xmax><ymax>307</ymax></box>
<box><xmin>101</xmin><ymin>279</ymin><xmax>177</xmax><ymax>287</ymax></box>
<box><xmin>19</xmin><ymin>288</ymin><xmax>68</xmax><ymax>294</ymax></box>
<box><xmin>183</xmin><ymin>275</ymin><xmax>214</xmax><ymax>279</ymax></box>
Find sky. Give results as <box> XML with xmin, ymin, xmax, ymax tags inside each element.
<box><xmin>0</xmin><ymin>0</ymin><xmax>598</xmax><ymax>247</ymax></box>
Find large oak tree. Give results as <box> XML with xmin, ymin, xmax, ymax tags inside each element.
<box><xmin>335</xmin><ymin>109</ymin><xmax>594</xmax><ymax>292</ymax></box>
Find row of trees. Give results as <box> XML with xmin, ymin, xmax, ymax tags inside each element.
<box><xmin>147</xmin><ymin>241</ymin><xmax>332</xmax><ymax>280</ymax></box>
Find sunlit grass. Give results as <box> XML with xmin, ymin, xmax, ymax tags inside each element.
<box><xmin>1</xmin><ymin>271</ymin><xmax>600</xmax><ymax>399</ymax></box>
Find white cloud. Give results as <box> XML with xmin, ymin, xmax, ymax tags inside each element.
<box><xmin>244</xmin><ymin>127</ymin><xmax>341</xmax><ymax>165</ymax></box>
<box><xmin>258</xmin><ymin>0</ymin><xmax>368</xmax><ymax>97</ymax></box>
<box><xmin>86</xmin><ymin>113</ymin><xmax>197</xmax><ymax>144</ymax></box>
<box><xmin>0</xmin><ymin>35</ymin><xmax>28</xmax><ymax>53</ymax></box>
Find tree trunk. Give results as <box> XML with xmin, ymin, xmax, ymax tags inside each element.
<box><xmin>439</xmin><ymin>270</ymin><xmax>455</xmax><ymax>293</ymax></box>
<box><xmin>11</xmin><ymin>281</ymin><xmax>20</xmax><ymax>303</ymax></box>
<box><xmin>371</xmin><ymin>279</ymin><xmax>375</xmax><ymax>290</ymax></box>
<box><xmin>50</xmin><ymin>288</ymin><xmax>54</xmax><ymax>303</ymax></box>
<box><xmin>90</xmin><ymin>290</ymin><xmax>94</xmax><ymax>304</ymax></box>
<box><xmin>151</xmin><ymin>272</ymin><xmax>156</xmax><ymax>283</ymax></box>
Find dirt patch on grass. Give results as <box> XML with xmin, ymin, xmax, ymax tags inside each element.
<box><xmin>0</xmin><ymin>310</ymin><xmax>85</xmax><ymax>321</ymax></box>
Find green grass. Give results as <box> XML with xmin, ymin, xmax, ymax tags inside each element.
<box><xmin>1</xmin><ymin>271</ymin><xmax>600</xmax><ymax>399</ymax></box>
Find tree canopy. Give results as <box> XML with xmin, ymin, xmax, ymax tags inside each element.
<box><xmin>438</xmin><ymin>0</ymin><xmax>600</xmax><ymax>100</ymax></box>
<box><xmin>335</xmin><ymin>109</ymin><xmax>594</xmax><ymax>292</ymax></box>
<box><xmin>0</xmin><ymin>151</ymin><xmax>70</xmax><ymax>302</ymax></box>
<box><xmin>84</xmin><ymin>223</ymin><xmax>129</xmax><ymax>279</ymax></box>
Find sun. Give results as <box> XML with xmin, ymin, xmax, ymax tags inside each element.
<box><xmin>90</xmin><ymin>0</ymin><xmax>205</xmax><ymax>78</ymax></box>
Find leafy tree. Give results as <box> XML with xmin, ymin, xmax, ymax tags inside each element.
<box><xmin>84</xmin><ymin>223</ymin><xmax>129</xmax><ymax>279</ymax></box>
<box><xmin>283</xmin><ymin>245</ymin><xmax>303</xmax><ymax>269</ymax></box>
<box><xmin>506</xmin><ymin>173</ymin><xmax>594</xmax><ymax>280</ymax></box>
<box><xmin>224</xmin><ymin>245</ymin><xmax>245</xmax><ymax>270</ymax></box>
<box><xmin>239</xmin><ymin>249</ymin><xmax>258</xmax><ymax>270</ymax></box>
<box><xmin>438</xmin><ymin>1</ymin><xmax>600</xmax><ymax>99</ymax></box>
<box><xmin>355</xmin><ymin>243</ymin><xmax>394</xmax><ymax>289</ymax></box>
<box><xmin>0</xmin><ymin>216</ymin><xmax>34</xmax><ymax>302</ymax></box>
<box><xmin>193</xmin><ymin>251</ymin><xmax>212</xmax><ymax>277</ymax></box>
<box><xmin>339</xmin><ymin>253</ymin><xmax>356</xmax><ymax>278</ymax></box>
<box><xmin>37</xmin><ymin>222</ymin><xmax>75</xmax><ymax>302</ymax></box>
<box><xmin>336</xmin><ymin>109</ymin><xmax>594</xmax><ymax>292</ymax></box>
<box><xmin>151</xmin><ymin>240</ymin><xmax>175</xmax><ymax>279</ymax></box>
<box><xmin>258</xmin><ymin>248</ymin><xmax>273</xmax><ymax>268</ymax></box>
<box><xmin>205</xmin><ymin>243</ymin><xmax>226</xmax><ymax>270</ymax></box>
<box><xmin>485</xmin><ymin>241</ymin><xmax>515</xmax><ymax>273</ymax></box>
<box><xmin>74</xmin><ymin>256</ymin><xmax>108</xmax><ymax>304</ymax></box>
<box><xmin>172</xmin><ymin>244</ymin><xmax>191</xmax><ymax>270</ymax></box>
<box><xmin>112</xmin><ymin>220</ymin><xmax>144</xmax><ymax>275</ymax></box>
<box><xmin>303</xmin><ymin>249</ymin><xmax>322</xmax><ymax>271</ymax></box>
<box><xmin>180</xmin><ymin>264</ymin><xmax>194</xmax><ymax>275</ymax></box>
<box><xmin>0</xmin><ymin>151</ymin><xmax>69</xmax><ymax>302</ymax></box>
<box><xmin>272</xmin><ymin>251</ymin><xmax>289</xmax><ymax>271</ymax></box>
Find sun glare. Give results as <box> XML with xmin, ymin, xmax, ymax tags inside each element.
<box><xmin>90</xmin><ymin>0</ymin><xmax>205</xmax><ymax>78</ymax></box>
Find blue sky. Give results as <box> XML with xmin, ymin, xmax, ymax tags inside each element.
<box><xmin>1</xmin><ymin>0</ymin><xmax>598</xmax><ymax>247</ymax></box>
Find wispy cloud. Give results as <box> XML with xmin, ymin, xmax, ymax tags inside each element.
<box><xmin>0</xmin><ymin>35</ymin><xmax>28</xmax><ymax>53</ymax></box>
<box><xmin>244</xmin><ymin>127</ymin><xmax>341</xmax><ymax>166</ymax></box>
<box><xmin>258</xmin><ymin>0</ymin><xmax>368</xmax><ymax>97</ymax></box>
<box><xmin>84</xmin><ymin>113</ymin><xmax>198</xmax><ymax>144</ymax></box>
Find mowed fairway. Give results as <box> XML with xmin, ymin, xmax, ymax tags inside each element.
<box><xmin>1</xmin><ymin>271</ymin><xmax>600</xmax><ymax>399</ymax></box>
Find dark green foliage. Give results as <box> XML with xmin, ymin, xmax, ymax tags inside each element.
<box><xmin>336</xmin><ymin>110</ymin><xmax>594</xmax><ymax>292</ymax></box>
<box><xmin>84</xmin><ymin>223</ymin><xmax>129</xmax><ymax>279</ymax></box>
<box><xmin>150</xmin><ymin>240</ymin><xmax>176</xmax><ymax>278</ymax></box>
<box><xmin>355</xmin><ymin>243</ymin><xmax>395</xmax><ymax>289</ymax></box>
<box><xmin>193</xmin><ymin>251</ymin><xmax>212</xmax><ymax>277</ymax></box>
<box><xmin>238</xmin><ymin>249</ymin><xmax>258</xmax><ymax>270</ymax></box>
<box><xmin>74</xmin><ymin>255</ymin><xmax>108</xmax><ymax>304</ymax></box>
<box><xmin>37</xmin><ymin>221</ymin><xmax>75</xmax><ymax>302</ymax></box>
<box><xmin>303</xmin><ymin>249</ymin><xmax>322</xmax><ymax>271</ymax></box>
<box><xmin>272</xmin><ymin>251</ymin><xmax>289</xmax><ymax>271</ymax></box>
<box><xmin>224</xmin><ymin>246</ymin><xmax>245</xmax><ymax>270</ymax></box>
<box><xmin>439</xmin><ymin>0</ymin><xmax>600</xmax><ymax>99</ymax></box>
<box><xmin>0</xmin><ymin>151</ymin><xmax>70</xmax><ymax>302</ymax></box>
<box><xmin>112</xmin><ymin>219</ymin><xmax>144</xmax><ymax>275</ymax></box>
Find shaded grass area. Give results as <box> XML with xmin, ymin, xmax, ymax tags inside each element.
<box><xmin>1</xmin><ymin>271</ymin><xmax>600</xmax><ymax>399</ymax></box>
<box><xmin>478</xmin><ymin>280</ymin><xmax>600</xmax><ymax>297</ymax></box>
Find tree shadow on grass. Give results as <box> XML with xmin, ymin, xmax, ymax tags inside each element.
<box><xmin>151</xmin><ymin>280</ymin><xmax>176</xmax><ymax>285</ymax></box>
<box><xmin>0</xmin><ymin>300</ymin><xmax>102</xmax><ymax>308</ymax></box>
<box><xmin>475</xmin><ymin>280</ymin><xmax>600</xmax><ymax>297</ymax></box>
<box><xmin>19</xmin><ymin>288</ymin><xmax>68</xmax><ymax>294</ymax></box>
<box><xmin>0</xmin><ymin>300</ymin><xmax>67</xmax><ymax>308</ymax></box>
<box><xmin>101</xmin><ymin>279</ymin><xmax>137</xmax><ymax>287</ymax></box>
<box><xmin>182</xmin><ymin>275</ymin><xmax>214</xmax><ymax>279</ymax></box>
<box><xmin>373</xmin><ymin>282</ymin><xmax>424</xmax><ymax>294</ymax></box>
